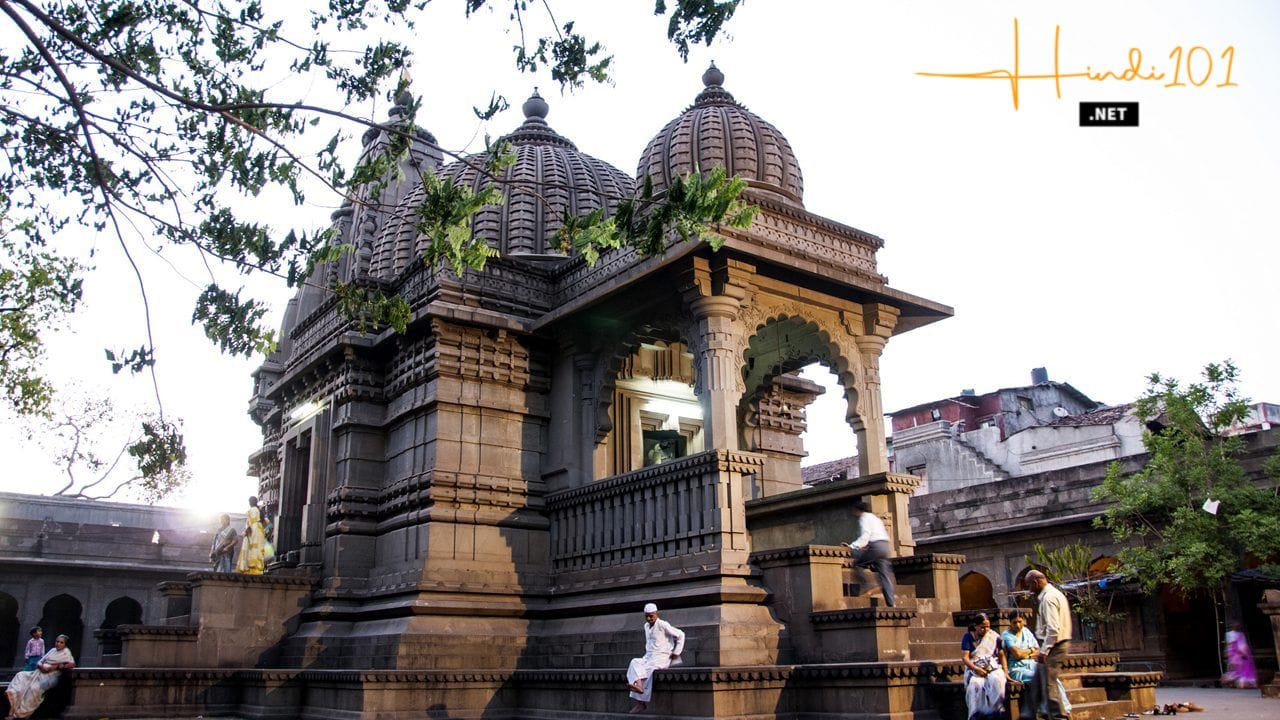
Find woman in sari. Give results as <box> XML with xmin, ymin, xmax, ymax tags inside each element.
<box><xmin>1222</xmin><ymin>624</ymin><xmax>1258</xmax><ymax>688</ymax></box>
<box><xmin>1001</xmin><ymin>610</ymin><xmax>1072</xmax><ymax>717</ymax></box>
<box><xmin>5</xmin><ymin>634</ymin><xmax>75</xmax><ymax>720</ymax></box>
<box><xmin>961</xmin><ymin>613</ymin><xmax>1008</xmax><ymax>720</ymax></box>
<box><xmin>236</xmin><ymin>495</ymin><xmax>267</xmax><ymax>575</ymax></box>
<box><xmin>1001</xmin><ymin>611</ymin><xmax>1039</xmax><ymax>682</ymax></box>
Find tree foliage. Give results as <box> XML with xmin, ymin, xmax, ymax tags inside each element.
<box><xmin>1027</xmin><ymin>541</ymin><xmax>1124</xmax><ymax>651</ymax></box>
<box><xmin>13</xmin><ymin>390</ymin><xmax>190</xmax><ymax>503</ymax></box>
<box><xmin>0</xmin><ymin>0</ymin><xmax>747</xmax><ymax>493</ymax></box>
<box><xmin>0</xmin><ymin>209</ymin><xmax>83</xmax><ymax>416</ymax></box>
<box><xmin>1093</xmin><ymin>361</ymin><xmax>1280</xmax><ymax>601</ymax></box>
<box><xmin>0</xmin><ymin>0</ymin><xmax>745</xmax><ymax>414</ymax></box>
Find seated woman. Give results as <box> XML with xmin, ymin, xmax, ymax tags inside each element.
<box><xmin>4</xmin><ymin>634</ymin><xmax>76</xmax><ymax>720</ymax></box>
<box><xmin>961</xmin><ymin>613</ymin><xmax>1008</xmax><ymax>720</ymax></box>
<box><xmin>1001</xmin><ymin>610</ymin><xmax>1071</xmax><ymax>719</ymax></box>
<box><xmin>1001</xmin><ymin>610</ymin><xmax>1038</xmax><ymax>683</ymax></box>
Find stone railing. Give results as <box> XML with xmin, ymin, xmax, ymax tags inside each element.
<box><xmin>545</xmin><ymin>450</ymin><xmax>763</xmax><ymax>576</ymax></box>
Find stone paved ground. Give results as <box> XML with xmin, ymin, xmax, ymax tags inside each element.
<box><xmin>1147</xmin><ymin>687</ymin><xmax>1278</xmax><ymax>720</ymax></box>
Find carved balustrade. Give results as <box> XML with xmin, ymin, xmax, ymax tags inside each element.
<box><xmin>545</xmin><ymin>450</ymin><xmax>763</xmax><ymax>580</ymax></box>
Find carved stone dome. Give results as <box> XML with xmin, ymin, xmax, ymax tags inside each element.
<box><xmin>370</xmin><ymin>90</ymin><xmax>636</xmax><ymax>270</ymax></box>
<box><xmin>637</xmin><ymin>64</ymin><xmax>804</xmax><ymax>206</ymax></box>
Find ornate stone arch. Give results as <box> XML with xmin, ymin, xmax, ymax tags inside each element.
<box><xmin>735</xmin><ymin>299</ymin><xmax>867</xmax><ymax>438</ymax></box>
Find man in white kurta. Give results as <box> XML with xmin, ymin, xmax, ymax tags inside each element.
<box><xmin>626</xmin><ymin>602</ymin><xmax>685</xmax><ymax>713</ymax></box>
<box><xmin>844</xmin><ymin>500</ymin><xmax>897</xmax><ymax>606</ymax></box>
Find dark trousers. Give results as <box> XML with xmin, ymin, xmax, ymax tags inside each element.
<box><xmin>853</xmin><ymin>540</ymin><xmax>896</xmax><ymax>606</ymax></box>
<box><xmin>1022</xmin><ymin>639</ymin><xmax>1071</xmax><ymax>720</ymax></box>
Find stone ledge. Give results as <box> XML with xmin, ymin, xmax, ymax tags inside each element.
<box><xmin>745</xmin><ymin>472</ymin><xmax>920</xmax><ymax>520</ymax></box>
<box><xmin>1061</xmin><ymin>652</ymin><xmax>1121</xmax><ymax>670</ymax></box>
<box><xmin>749</xmin><ymin>544</ymin><xmax>849</xmax><ymax>564</ymax></box>
<box><xmin>892</xmin><ymin>553</ymin><xmax>967</xmax><ymax>569</ymax></box>
<box><xmin>514</xmin><ymin>662</ymin><xmax>957</xmax><ymax>683</ymax></box>
<box><xmin>810</xmin><ymin>608</ymin><xmax>918</xmax><ymax>625</ymax></box>
<box><xmin>186</xmin><ymin>570</ymin><xmax>316</xmax><ymax>588</ymax></box>
<box><xmin>70</xmin><ymin>668</ymin><xmax>236</xmax><ymax>680</ymax></box>
<box><xmin>115</xmin><ymin>624</ymin><xmax>199</xmax><ymax>638</ymax></box>
<box><xmin>1081</xmin><ymin>671</ymin><xmax>1163</xmax><ymax>688</ymax></box>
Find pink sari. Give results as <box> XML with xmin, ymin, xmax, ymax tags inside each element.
<box><xmin>1222</xmin><ymin>630</ymin><xmax>1257</xmax><ymax>688</ymax></box>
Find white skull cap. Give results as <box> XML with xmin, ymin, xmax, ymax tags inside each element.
<box><xmin>643</xmin><ymin>603</ymin><xmax>658</xmax><ymax>613</ymax></box>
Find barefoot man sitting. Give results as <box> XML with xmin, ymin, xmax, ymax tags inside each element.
<box><xmin>626</xmin><ymin>602</ymin><xmax>685</xmax><ymax>713</ymax></box>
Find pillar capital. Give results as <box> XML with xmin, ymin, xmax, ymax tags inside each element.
<box><xmin>862</xmin><ymin>302</ymin><xmax>900</xmax><ymax>340</ymax></box>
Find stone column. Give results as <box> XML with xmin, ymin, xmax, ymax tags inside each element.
<box><xmin>1260</xmin><ymin>589</ymin><xmax>1280</xmax><ymax>697</ymax></box>
<box><xmin>683</xmin><ymin>256</ymin><xmax>752</xmax><ymax>452</ymax></box>
<box><xmin>853</xmin><ymin>303</ymin><xmax>899</xmax><ymax>477</ymax></box>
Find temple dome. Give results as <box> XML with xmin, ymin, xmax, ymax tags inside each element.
<box><xmin>370</xmin><ymin>90</ymin><xmax>636</xmax><ymax>275</ymax></box>
<box><xmin>637</xmin><ymin>63</ymin><xmax>804</xmax><ymax>206</ymax></box>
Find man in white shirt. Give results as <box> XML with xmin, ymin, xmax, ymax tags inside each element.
<box><xmin>1023</xmin><ymin>569</ymin><xmax>1073</xmax><ymax>720</ymax></box>
<box><xmin>626</xmin><ymin>602</ymin><xmax>685</xmax><ymax>714</ymax></box>
<box><xmin>843</xmin><ymin>500</ymin><xmax>897</xmax><ymax>606</ymax></box>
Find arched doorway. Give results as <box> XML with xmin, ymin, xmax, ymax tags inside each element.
<box><xmin>0</xmin><ymin>591</ymin><xmax>18</xmax><ymax>668</ymax></box>
<box><xmin>740</xmin><ymin>315</ymin><xmax>864</xmax><ymax>495</ymax></box>
<box><xmin>1089</xmin><ymin>555</ymin><xmax>1119</xmax><ymax>577</ymax></box>
<box><xmin>100</xmin><ymin>596</ymin><xmax>143</xmax><ymax>629</ymax></box>
<box><xmin>38</xmin><ymin>594</ymin><xmax>84</xmax><ymax>659</ymax></box>
<box><xmin>1012</xmin><ymin>566</ymin><xmax>1044</xmax><ymax>610</ymax></box>
<box><xmin>960</xmin><ymin>571</ymin><xmax>997</xmax><ymax>611</ymax></box>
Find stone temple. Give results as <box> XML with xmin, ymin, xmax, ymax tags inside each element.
<box><xmin>55</xmin><ymin>67</ymin><xmax>1162</xmax><ymax>719</ymax></box>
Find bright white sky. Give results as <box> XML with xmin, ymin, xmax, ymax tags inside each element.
<box><xmin>1</xmin><ymin>1</ymin><xmax>1277</xmax><ymax>515</ymax></box>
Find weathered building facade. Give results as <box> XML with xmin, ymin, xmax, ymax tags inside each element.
<box><xmin>908</xmin><ymin>426</ymin><xmax>1280</xmax><ymax>681</ymax></box>
<box><xmin>0</xmin><ymin>492</ymin><xmax>223</xmax><ymax>667</ymax></box>
<box><xmin>888</xmin><ymin>374</ymin><xmax>1110</xmax><ymax>494</ymax></box>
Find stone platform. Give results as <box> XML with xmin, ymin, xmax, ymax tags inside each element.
<box><xmin>59</xmin><ymin>655</ymin><xmax>1158</xmax><ymax>720</ymax></box>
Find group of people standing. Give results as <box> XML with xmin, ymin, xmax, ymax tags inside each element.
<box><xmin>208</xmin><ymin>496</ymin><xmax>275</xmax><ymax>575</ymax></box>
<box><xmin>961</xmin><ymin>570</ymin><xmax>1074</xmax><ymax>720</ymax></box>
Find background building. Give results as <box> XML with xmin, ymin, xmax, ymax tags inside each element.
<box><xmin>809</xmin><ymin>372</ymin><xmax>1280</xmax><ymax>680</ymax></box>
<box><xmin>0</xmin><ymin>492</ymin><xmax>232</xmax><ymax>667</ymax></box>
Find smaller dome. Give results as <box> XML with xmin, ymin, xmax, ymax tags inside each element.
<box><xmin>638</xmin><ymin>64</ymin><xmax>804</xmax><ymax>206</ymax></box>
<box><xmin>425</xmin><ymin>90</ymin><xmax>636</xmax><ymax>259</ymax></box>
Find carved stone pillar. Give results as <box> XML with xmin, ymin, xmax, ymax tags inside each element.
<box><xmin>682</xmin><ymin>256</ymin><xmax>753</xmax><ymax>451</ymax></box>
<box><xmin>690</xmin><ymin>296</ymin><xmax>742</xmax><ymax>449</ymax></box>
<box><xmin>853</xmin><ymin>303</ymin><xmax>898</xmax><ymax>477</ymax></box>
<box><xmin>1261</xmin><ymin>589</ymin><xmax>1280</xmax><ymax>697</ymax></box>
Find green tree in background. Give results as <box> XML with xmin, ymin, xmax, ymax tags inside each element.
<box><xmin>1094</xmin><ymin>361</ymin><xmax>1280</xmax><ymax>614</ymax></box>
<box><xmin>1027</xmin><ymin>541</ymin><xmax>1125</xmax><ymax>652</ymax></box>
